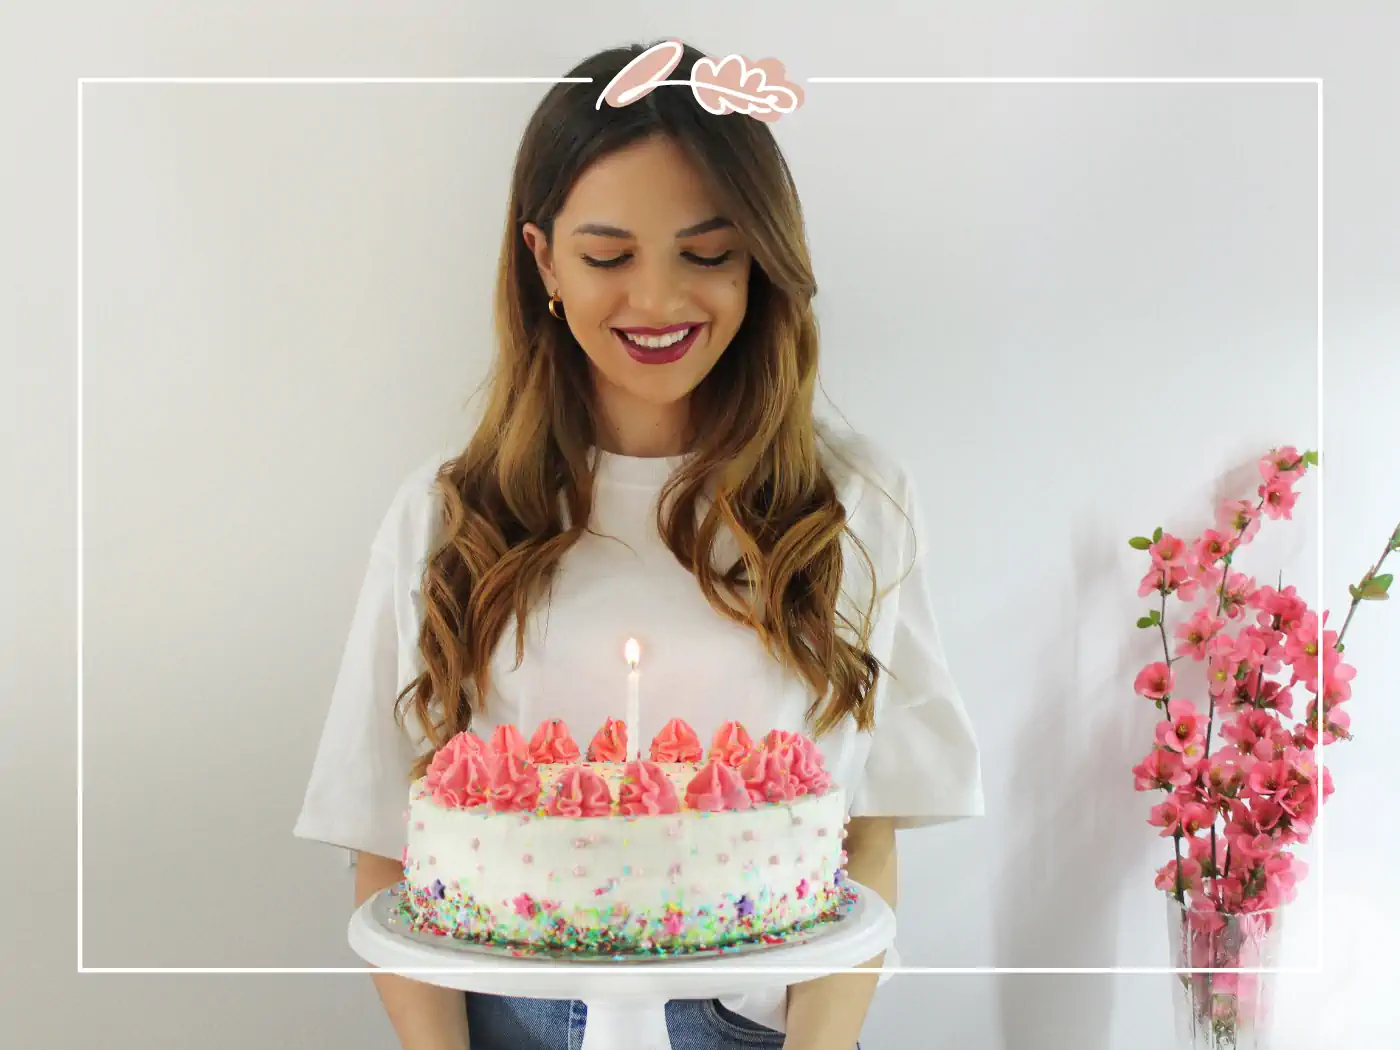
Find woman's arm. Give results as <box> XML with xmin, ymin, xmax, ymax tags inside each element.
<box><xmin>355</xmin><ymin>852</ymin><xmax>472</xmax><ymax>1050</ymax></box>
<box><xmin>781</xmin><ymin>817</ymin><xmax>896</xmax><ymax>1050</ymax></box>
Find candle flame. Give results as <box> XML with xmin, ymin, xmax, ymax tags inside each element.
<box><xmin>625</xmin><ymin>637</ymin><xmax>640</xmax><ymax>668</ymax></box>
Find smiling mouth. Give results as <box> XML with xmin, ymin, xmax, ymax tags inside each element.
<box><xmin>613</xmin><ymin>324</ymin><xmax>704</xmax><ymax>364</ymax></box>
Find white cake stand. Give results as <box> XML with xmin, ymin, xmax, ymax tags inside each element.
<box><xmin>348</xmin><ymin>881</ymin><xmax>895</xmax><ymax>1050</ymax></box>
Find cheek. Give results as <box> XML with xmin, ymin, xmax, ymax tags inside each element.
<box><xmin>703</xmin><ymin>269</ymin><xmax>750</xmax><ymax>335</ymax></box>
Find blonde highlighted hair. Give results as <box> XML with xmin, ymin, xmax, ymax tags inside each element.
<box><xmin>396</xmin><ymin>41</ymin><xmax>886</xmax><ymax>777</ymax></box>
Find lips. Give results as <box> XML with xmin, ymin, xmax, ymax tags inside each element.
<box><xmin>613</xmin><ymin>323</ymin><xmax>704</xmax><ymax>365</ymax></box>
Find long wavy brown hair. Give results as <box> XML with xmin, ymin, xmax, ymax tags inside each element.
<box><xmin>396</xmin><ymin>41</ymin><xmax>887</xmax><ymax>778</ymax></box>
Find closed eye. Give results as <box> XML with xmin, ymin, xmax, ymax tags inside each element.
<box><xmin>581</xmin><ymin>250</ymin><xmax>734</xmax><ymax>270</ymax></box>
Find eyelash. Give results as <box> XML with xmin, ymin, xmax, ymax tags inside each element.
<box><xmin>582</xmin><ymin>250</ymin><xmax>734</xmax><ymax>270</ymax></box>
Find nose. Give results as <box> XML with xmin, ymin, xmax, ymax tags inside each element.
<box><xmin>627</xmin><ymin>257</ymin><xmax>689</xmax><ymax>319</ymax></box>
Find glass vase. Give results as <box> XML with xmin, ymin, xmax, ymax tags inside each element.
<box><xmin>1166</xmin><ymin>893</ymin><xmax>1282</xmax><ymax>1050</ymax></box>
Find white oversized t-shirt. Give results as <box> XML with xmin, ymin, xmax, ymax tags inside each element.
<box><xmin>294</xmin><ymin>430</ymin><xmax>983</xmax><ymax>1032</ymax></box>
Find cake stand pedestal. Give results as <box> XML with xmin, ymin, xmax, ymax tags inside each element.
<box><xmin>348</xmin><ymin>881</ymin><xmax>896</xmax><ymax>1050</ymax></box>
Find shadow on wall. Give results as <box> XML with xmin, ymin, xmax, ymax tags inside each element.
<box><xmin>990</xmin><ymin>514</ymin><xmax>1164</xmax><ymax>1050</ymax></box>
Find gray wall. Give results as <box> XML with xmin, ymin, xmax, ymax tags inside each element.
<box><xmin>5</xmin><ymin>3</ymin><xmax>1398</xmax><ymax>1048</ymax></box>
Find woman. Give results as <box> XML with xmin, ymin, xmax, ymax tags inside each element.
<box><xmin>294</xmin><ymin>39</ymin><xmax>984</xmax><ymax>1050</ymax></box>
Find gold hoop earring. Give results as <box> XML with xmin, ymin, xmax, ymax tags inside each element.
<box><xmin>548</xmin><ymin>293</ymin><xmax>564</xmax><ymax>320</ymax></box>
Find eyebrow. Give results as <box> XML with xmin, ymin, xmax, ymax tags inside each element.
<box><xmin>570</xmin><ymin>216</ymin><xmax>734</xmax><ymax>239</ymax></box>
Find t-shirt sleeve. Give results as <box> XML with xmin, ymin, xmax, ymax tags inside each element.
<box><xmin>848</xmin><ymin>469</ymin><xmax>985</xmax><ymax>829</ymax></box>
<box><xmin>292</xmin><ymin>477</ymin><xmax>436</xmax><ymax>862</ymax></box>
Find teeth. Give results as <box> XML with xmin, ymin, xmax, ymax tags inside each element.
<box><xmin>620</xmin><ymin>327</ymin><xmax>692</xmax><ymax>349</ymax></box>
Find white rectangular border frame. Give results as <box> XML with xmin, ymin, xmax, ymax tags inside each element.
<box><xmin>76</xmin><ymin>74</ymin><xmax>1325</xmax><ymax>976</ymax></box>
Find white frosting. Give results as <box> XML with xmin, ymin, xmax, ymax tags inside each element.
<box><xmin>403</xmin><ymin>763</ymin><xmax>847</xmax><ymax>950</ymax></box>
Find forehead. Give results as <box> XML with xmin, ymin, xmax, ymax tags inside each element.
<box><xmin>558</xmin><ymin>135</ymin><xmax>723</xmax><ymax>232</ymax></box>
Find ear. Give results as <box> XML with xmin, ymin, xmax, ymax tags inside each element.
<box><xmin>521</xmin><ymin>222</ymin><xmax>558</xmax><ymax>295</ymax></box>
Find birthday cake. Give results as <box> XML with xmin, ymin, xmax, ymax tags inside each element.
<box><xmin>396</xmin><ymin>717</ymin><xmax>851</xmax><ymax>956</ymax></box>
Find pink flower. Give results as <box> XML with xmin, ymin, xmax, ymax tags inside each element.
<box><xmin>1219</xmin><ymin>571</ymin><xmax>1260</xmax><ymax>621</ymax></box>
<box><xmin>1259</xmin><ymin>446</ymin><xmax>1305</xmax><ymax>484</ymax></box>
<box><xmin>1322</xmin><ymin>661</ymin><xmax>1356</xmax><ymax>706</ymax></box>
<box><xmin>1155</xmin><ymin>699</ymin><xmax>1206</xmax><ymax>758</ymax></box>
<box><xmin>1259</xmin><ymin>475</ymin><xmax>1299</xmax><ymax>520</ymax></box>
<box><xmin>1228</xmin><ymin>831</ymin><xmax>1274</xmax><ymax>868</ymax></box>
<box><xmin>1282</xmin><ymin>612</ymin><xmax>1321</xmax><ymax>680</ymax></box>
<box><xmin>512</xmin><ymin>893</ymin><xmax>539</xmax><ymax>919</ymax></box>
<box><xmin>1134</xmin><ymin>661</ymin><xmax>1174</xmax><ymax>700</ymax></box>
<box><xmin>1220</xmin><ymin>709</ymin><xmax>1288</xmax><ymax>762</ymax></box>
<box><xmin>1206</xmin><ymin>634</ymin><xmax>1244</xmax><ymax>698</ymax></box>
<box><xmin>1155</xmin><ymin>857</ymin><xmax>1203</xmax><ymax>895</ymax></box>
<box><xmin>1132</xmin><ymin>747</ymin><xmax>1192</xmax><ymax>791</ymax></box>
<box><xmin>1253</xmin><ymin>679</ymin><xmax>1295</xmax><ymax>718</ymax></box>
<box><xmin>1251</xmin><ymin>583</ymin><xmax>1309</xmax><ymax>632</ymax></box>
<box><xmin>1140</xmin><ymin>534</ymin><xmax>1201</xmax><ymax>600</ymax></box>
<box><xmin>1186</xmin><ymin>834</ymin><xmax>1223</xmax><ymax>878</ymax></box>
<box><xmin>1217</xmin><ymin>498</ymin><xmax>1262</xmax><ymax>543</ymax></box>
<box><xmin>1246</xmin><ymin>758</ymin><xmax>1288</xmax><ymax>798</ymax></box>
<box><xmin>1175</xmin><ymin>607</ymin><xmax>1226</xmax><ymax>661</ymax></box>
<box><xmin>1203</xmin><ymin>750</ymin><xmax>1246</xmax><ymax>803</ymax></box>
<box><xmin>1149</xmin><ymin>795</ymin><xmax>1213</xmax><ymax>838</ymax></box>
<box><xmin>1192</xmin><ymin>529</ymin><xmax>1236</xmax><ymax>575</ymax></box>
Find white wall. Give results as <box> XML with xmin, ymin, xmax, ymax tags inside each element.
<box><xmin>5</xmin><ymin>3</ymin><xmax>1399</xmax><ymax>1049</ymax></box>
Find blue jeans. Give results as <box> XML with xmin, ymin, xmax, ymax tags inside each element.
<box><xmin>464</xmin><ymin>993</ymin><xmax>861</xmax><ymax>1049</ymax></box>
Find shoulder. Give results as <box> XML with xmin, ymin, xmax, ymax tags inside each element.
<box><xmin>816</xmin><ymin>422</ymin><xmax>917</xmax><ymax>548</ymax></box>
<box><xmin>368</xmin><ymin>451</ymin><xmax>455</xmax><ymax>570</ymax></box>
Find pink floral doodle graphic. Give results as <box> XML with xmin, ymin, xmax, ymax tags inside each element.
<box><xmin>596</xmin><ymin>39</ymin><xmax>805</xmax><ymax>124</ymax></box>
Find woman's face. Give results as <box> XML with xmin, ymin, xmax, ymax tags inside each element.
<box><xmin>523</xmin><ymin>135</ymin><xmax>752</xmax><ymax>425</ymax></box>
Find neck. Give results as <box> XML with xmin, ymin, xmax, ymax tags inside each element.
<box><xmin>592</xmin><ymin>374</ymin><xmax>690</xmax><ymax>457</ymax></box>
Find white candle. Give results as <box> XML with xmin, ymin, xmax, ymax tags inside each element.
<box><xmin>624</xmin><ymin>637</ymin><xmax>641</xmax><ymax>762</ymax></box>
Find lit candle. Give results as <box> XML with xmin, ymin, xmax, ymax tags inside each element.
<box><xmin>625</xmin><ymin>637</ymin><xmax>641</xmax><ymax>762</ymax></box>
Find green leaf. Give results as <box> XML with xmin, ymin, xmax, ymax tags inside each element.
<box><xmin>1374</xmin><ymin>573</ymin><xmax>1394</xmax><ymax>591</ymax></box>
<box><xmin>1129</xmin><ymin>536</ymin><xmax>1153</xmax><ymax>550</ymax></box>
<box><xmin>1304</xmin><ymin>450</ymin><xmax>1320</xmax><ymax>466</ymax></box>
<box><xmin>1153</xmin><ymin>526</ymin><xmax>1164</xmax><ymax>543</ymax></box>
<box><xmin>1360</xmin><ymin>576</ymin><xmax>1392</xmax><ymax>600</ymax></box>
<box><xmin>1349</xmin><ymin>583</ymin><xmax>1362</xmax><ymax>600</ymax></box>
<box><xmin>1137</xmin><ymin>616</ymin><xmax>1156</xmax><ymax>628</ymax></box>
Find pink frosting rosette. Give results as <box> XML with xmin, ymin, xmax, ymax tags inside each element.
<box><xmin>761</xmin><ymin>728</ymin><xmax>798</xmax><ymax>755</ymax></box>
<box><xmin>649</xmin><ymin>717</ymin><xmax>703</xmax><ymax>763</ymax></box>
<box><xmin>486</xmin><ymin>752</ymin><xmax>541</xmax><ymax>813</ymax></box>
<box><xmin>618</xmin><ymin>759</ymin><xmax>681</xmax><ymax>816</ymax></box>
<box><xmin>528</xmin><ymin>719</ymin><xmax>581</xmax><ymax>764</ymax></box>
<box><xmin>790</xmin><ymin>735</ymin><xmax>832</xmax><ymax>795</ymax></box>
<box><xmin>739</xmin><ymin>744</ymin><xmax>802</xmax><ymax>804</ymax></box>
<box><xmin>587</xmin><ymin>717</ymin><xmax>628</xmax><ymax>763</ymax></box>
<box><xmin>684</xmin><ymin>759</ymin><xmax>752</xmax><ymax>812</ymax></box>
<box><xmin>489</xmin><ymin>723</ymin><xmax>528</xmax><ymax>760</ymax></box>
<box><xmin>424</xmin><ymin>732</ymin><xmax>491</xmax><ymax>809</ymax></box>
<box><xmin>545</xmin><ymin>764</ymin><xmax>613</xmax><ymax>817</ymax></box>
<box><xmin>708</xmin><ymin>720</ymin><xmax>754</xmax><ymax>767</ymax></box>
